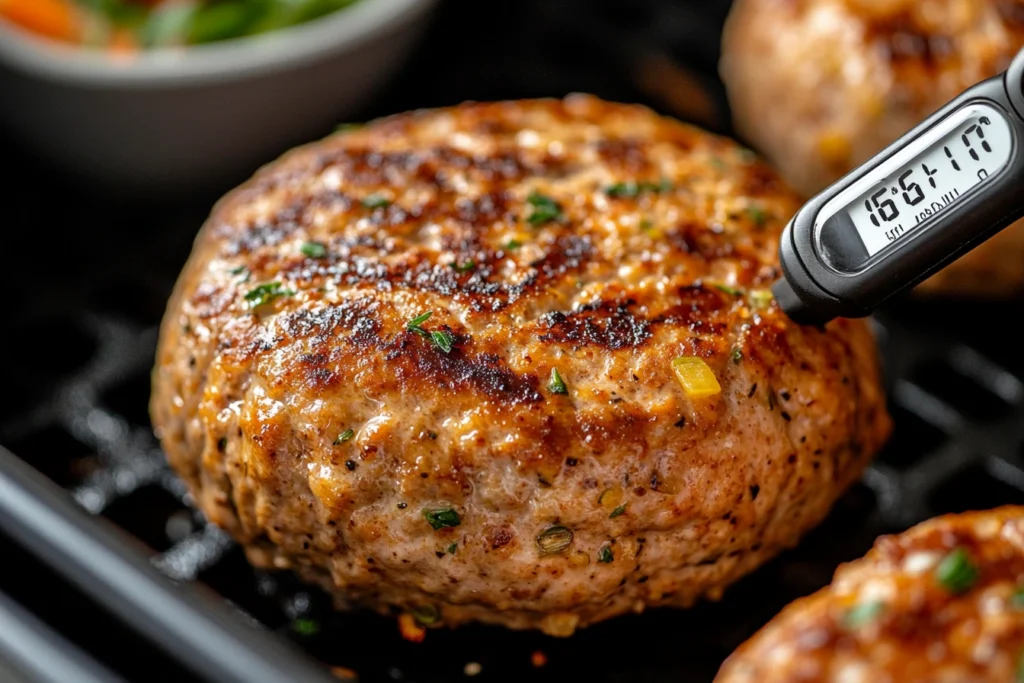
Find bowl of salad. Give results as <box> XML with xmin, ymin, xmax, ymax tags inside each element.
<box><xmin>0</xmin><ymin>0</ymin><xmax>438</xmax><ymax>191</ymax></box>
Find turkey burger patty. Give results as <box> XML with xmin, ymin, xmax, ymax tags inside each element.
<box><xmin>716</xmin><ymin>507</ymin><xmax>1024</xmax><ymax>683</ymax></box>
<box><xmin>150</xmin><ymin>95</ymin><xmax>891</xmax><ymax>636</ymax></box>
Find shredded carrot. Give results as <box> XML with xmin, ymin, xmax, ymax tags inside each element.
<box><xmin>108</xmin><ymin>27</ymin><xmax>138</xmax><ymax>57</ymax></box>
<box><xmin>0</xmin><ymin>0</ymin><xmax>79</xmax><ymax>42</ymax></box>
<box><xmin>397</xmin><ymin>613</ymin><xmax>426</xmax><ymax>643</ymax></box>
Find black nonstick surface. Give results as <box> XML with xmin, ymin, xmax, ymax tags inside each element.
<box><xmin>4</xmin><ymin>1</ymin><xmax>1024</xmax><ymax>681</ymax></box>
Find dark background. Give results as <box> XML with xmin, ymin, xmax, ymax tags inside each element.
<box><xmin>4</xmin><ymin>1</ymin><xmax>1024</xmax><ymax>682</ymax></box>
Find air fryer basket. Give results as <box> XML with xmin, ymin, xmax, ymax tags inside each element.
<box><xmin>3</xmin><ymin>0</ymin><xmax>1024</xmax><ymax>681</ymax></box>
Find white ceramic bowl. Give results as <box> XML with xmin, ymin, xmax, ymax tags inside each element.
<box><xmin>0</xmin><ymin>0</ymin><xmax>437</xmax><ymax>193</ymax></box>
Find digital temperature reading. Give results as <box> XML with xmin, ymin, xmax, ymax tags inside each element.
<box><xmin>777</xmin><ymin>47</ymin><xmax>1024</xmax><ymax>326</ymax></box>
<box><xmin>846</xmin><ymin>104</ymin><xmax>1013</xmax><ymax>257</ymax></box>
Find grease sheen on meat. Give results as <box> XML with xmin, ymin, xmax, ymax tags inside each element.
<box><xmin>150</xmin><ymin>95</ymin><xmax>891</xmax><ymax>636</ymax></box>
<box><xmin>720</xmin><ymin>0</ymin><xmax>1024</xmax><ymax>295</ymax></box>
<box><xmin>716</xmin><ymin>507</ymin><xmax>1024</xmax><ymax>683</ymax></box>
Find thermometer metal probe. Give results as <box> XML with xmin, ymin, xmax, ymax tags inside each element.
<box><xmin>773</xmin><ymin>47</ymin><xmax>1024</xmax><ymax>325</ymax></box>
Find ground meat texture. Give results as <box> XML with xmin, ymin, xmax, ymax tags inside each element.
<box><xmin>150</xmin><ymin>95</ymin><xmax>892</xmax><ymax>636</ymax></box>
<box><xmin>720</xmin><ymin>0</ymin><xmax>1024</xmax><ymax>296</ymax></box>
<box><xmin>716</xmin><ymin>507</ymin><xmax>1024</xmax><ymax>683</ymax></box>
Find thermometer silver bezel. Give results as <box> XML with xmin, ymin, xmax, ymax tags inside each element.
<box><xmin>811</xmin><ymin>101</ymin><xmax>1016</xmax><ymax>275</ymax></box>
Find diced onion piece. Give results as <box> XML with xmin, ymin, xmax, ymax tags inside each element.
<box><xmin>672</xmin><ymin>357</ymin><xmax>721</xmax><ymax>397</ymax></box>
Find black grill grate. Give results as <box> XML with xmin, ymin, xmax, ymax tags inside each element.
<box><xmin>4</xmin><ymin>0</ymin><xmax>1024</xmax><ymax>681</ymax></box>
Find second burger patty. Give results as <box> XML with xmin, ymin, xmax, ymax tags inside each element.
<box><xmin>150</xmin><ymin>94</ymin><xmax>892</xmax><ymax>636</ymax></box>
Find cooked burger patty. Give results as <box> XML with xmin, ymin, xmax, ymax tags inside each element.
<box><xmin>150</xmin><ymin>95</ymin><xmax>891</xmax><ymax>636</ymax></box>
<box><xmin>716</xmin><ymin>506</ymin><xmax>1024</xmax><ymax>683</ymax></box>
<box><xmin>720</xmin><ymin>0</ymin><xmax>1024</xmax><ymax>295</ymax></box>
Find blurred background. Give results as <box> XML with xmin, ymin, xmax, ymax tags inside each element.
<box><xmin>3</xmin><ymin>1</ymin><xmax>1024</xmax><ymax>682</ymax></box>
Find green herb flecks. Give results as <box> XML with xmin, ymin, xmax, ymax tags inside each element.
<box><xmin>841</xmin><ymin>600</ymin><xmax>885</xmax><ymax>629</ymax></box>
<box><xmin>300</xmin><ymin>241</ymin><xmax>327</xmax><ymax>258</ymax></box>
<box><xmin>936</xmin><ymin>547</ymin><xmax>979</xmax><ymax>594</ymax></box>
<box><xmin>412</xmin><ymin>604</ymin><xmax>440</xmax><ymax>625</ymax></box>
<box><xmin>362</xmin><ymin>194</ymin><xmax>391</xmax><ymax>209</ymax></box>
<box><xmin>1011</xmin><ymin>587</ymin><xmax>1024</xmax><ymax>609</ymax></box>
<box><xmin>603</xmin><ymin>179</ymin><xmax>672</xmax><ymax>198</ymax></box>
<box><xmin>334</xmin><ymin>429</ymin><xmax>355</xmax><ymax>445</ymax></box>
<box><xmin>447</xmin><ymin>543</ymin><xmax>458</xmax><ymax>554</ymax></box>
<box><xmin>290</xmin><ymin>618</ymin><xmax>319</xmax><ymax>636</ymax></box>
<box><xmin>609</xmin><ymin>504</ymin><xmax>627</xmax><ymax>519</ymax></box>
<box><xmin>407</xmin><ymin>311</ymin><xmax>455</xmax><ymax>354</ymax></box>
<box><xmin>335</xmin><ymin>122</ymin><xmax>363</xmax><ymax>133</ymax></box>
<box><xmin>597</xmin><ymin>544</ymin><xmax>614</xmax><ymax>563</ymax></box>
<box><xmin>537</xmin><ymin>526</ymin><xmax>573</xmax><ymax>555</ymax></box>
<box><xmin>229</xmin><ymin>265</ymin><xmax>250</xmax><ymax>282</ymax></box>
<box><xmin>244</xmin><ymin>282</ymin><xmax>295</xmax><ymax>309</ymax></box>
<box><xmin>639</xmin><ymin>219</ymin><xmax>654</xmax><ymax>231</ymax></box>
<box><xmin>712</xmin><ymin>283</ymin><xmax>743</xmax><ymax>296</ymax></box>
<box><xmin>505</xmin><ymin>239</ymin><xmax>523</xmax><ymax>251</ymax></box>
<box><xmin>747</xmin><ymin>205</ymin><xmax>768</xmax><ymax>226</ymax></box>
<box><xmin>548</xmin><ymin>368</ymin><xmax>568</xmax><ymax>395</ymax></box>
<box><xmin>424</xmin><ymin>508</ymin><xmax>461</xmax><ymax>530</ymax></box>
<box><xmin>526</xmin><ymin>191</ymin><xmax>563</xmax><ymax>226</ymax></box>
<box><xmin>451</xmin><ymin>259</ymin><xmax>476</xmax><ymax>273</ymax></box>
<box><xmin>731</xmin><ymin>348</ymin><xmax>743</xmax><ymax>365</ymax></box>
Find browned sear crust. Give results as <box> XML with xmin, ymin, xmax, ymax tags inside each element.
<box><xmin>717</xmin><ymin>506</ymin><xmax>1024</xmax><ymax>682</ymax></box>
<box><xmin>150</xmin><ymin>95</ymin><xmax>891</xmax><ymax>636</ymax></box>
<box><xmin>720</xmin><ymin>0</ymin><xmax>1024</xmax><ymax>295</ymax></box>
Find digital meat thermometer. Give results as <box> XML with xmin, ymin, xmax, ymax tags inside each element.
<box><xmin>774</xmin><ymin>47</ymin><xmax>1024</xmax><ymax>325</ymax></box>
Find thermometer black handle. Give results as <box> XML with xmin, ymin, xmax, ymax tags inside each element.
<box><xmin>773</xmin><ymin>47</ymin><xmax>1024</xmax><ymax>325</ymax></box>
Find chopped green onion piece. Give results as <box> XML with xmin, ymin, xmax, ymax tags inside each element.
<box><xmin>505</xmin><ymin>239</ymin><xmax>523</xmax><ymax>251</ymax></box>
<box><xmin>430</xmin><ymin>330</ymin><xmax>454</xmax><ymax>354</ymax></box>
<box><xmin>548</xmin><ymin>368</ymin><xmax>568</xmax><ymax>395</ymax></box>
<box><xmin>334</xmin><ymin>429</ymin><xmax>354</xmax><ymax>444</ymax></box>
<box><xmin>935</xmin><ymin>547</ymin><xmax>979</xmax><ymax>594</ymax></box>
<box><xmin>362</xmin><ymin>194</ymin><xmax>391</xmax><ymax>209</ymax></box>
<box><xmin>841</xmin><ymin>600</ymin><xmax>885</xmax><ymax>629</ymax></box>
<box><xmin>731</xmin><ymin>348</ymin><xmax>743</xmax><ymax>365</ymax></box>
<box><xmin>451</xmin><ymin>259</ymin><xmax>476</xmax><ymax>273</ymax></box>
<box><xmin>609</xmin><ymin>504</ymin><xmax>627</xmax><ymax>519</ymax></box>
<box><xmin>229</xmin><ymin>265</ymin><xmax>248</xmax><ymax>276</ymax></box>
<box><xmin>536</xmin><ymin>526</ymin><xmax>573</xmax><ymax>554</ymax></box>
<box><xmin>604</xmin><ymin>179</ymin><xmax>672</xmax><ymax>198</ymax></box>
<box><xmin>712</xmin><ymin>283</ymin><xmax>742</xmax><ymax>296</ymax></box>
<box><xmin>597</xmin><ymin>544</ymin><xmax>614</xmax><ymax>563</ymax></box>
<box><xmin>447</xmin><ymin>543</ymin><xmax>458</xmax><ymax>554</ymax></box>
<box><xmin>424</xmin><ymin>508</ymin><xmax>461</xmax><ymax>530</ymax></box>
<box><xmin>412</xmin><ymin>604</ymin><xmax>440</xmax><ymax>625</ymax></box>
<box><xmin>244</xmin><ymin>282</ymin><xmax>295</xmax><ymax>309</ymax></box>
<box><xmin>290</xmin><ymin>618</ymin><xmax>319</xmax><ymax>636</ymax></box>
<box><xmin>300</xmin><ymin>241</ymin><xmax>327</xmax><ymax>258</ymax></box>
<box><xmin>747</xmin><ymin>205</ymin><xmax>768</xmax><ymax>226</ymax></box>
<box><xmin>1011</xmin><ymin>587</ymin><xmax>1024</xmax><ymax>609</ymax></box>
<box><xmin>526</xmin><ymin>191</ymin><xmax>563</xmax><ymax>225</ymax></box>
<box><xmin>408</xmin><ymin>311</ymin><xmax>454</xmax><ymax>353</ymax></box>
<box><xmin>640</xmin><ymin>219</ymin><xmax>654</xmax><ymax>231</ymax></box>
<box><xmin>408</xmin><ymin>311</ymin><xmax>433</xmax><ymax>329</ymax></box>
